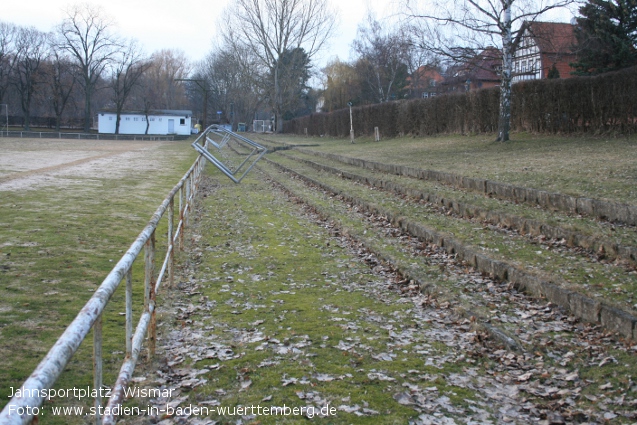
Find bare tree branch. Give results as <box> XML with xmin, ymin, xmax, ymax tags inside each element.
<box><xmin>403</xmin><ymin>0</ymin><xmax>576</xmax><ymax>141</ymax></box>
<box><xmin>56</xmin><ymin>3</ymin><xmax>120</xmax><ymax>132</ymax></box>
<box><xmin>221</xmin><ymin>0</ymin><xmax>337</xmax><ymax>132</ymax></box>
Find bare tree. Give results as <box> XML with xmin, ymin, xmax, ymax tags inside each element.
<box><xmin>0</xmin><ymin>21</ymin><xmax>20</xmax><ymax>105</ymax></box>
<box><xmin>108</xmin><ymin>40</ymin><xmax>148</xmax><ymax>134</ymax></box>
<box><xmin>221</xmin><ymin>0</ymin><xmax>337</xmax><ymax>132</ymax></box>
<box><xmin>44</xmin><ymin>36</ymin><xmax>77</xmax><ymax>132</ymax></box>
<box><xmin>352</xmin><ymin>14</ymin><xmax>411</xmax><ymax>103</ymax></box>
<box><xmin>11</xmin><ymin>26</ymin><xmax>50</xmax><ymax>130</ymax></box>
<box><xmin>130</xmin><ymin>49</ymin><xmax>190</xmax><ymax>134</ymax></box>
<box><xmin>196</xmin><ymin>44</ymin><xmax>262</xmax><ymax>129</ymax></box>
<box><xmin>404</xmin><ymin>0</ymin><xmax>575</xmax><ymax>141</ymax></box>
<box><xmin>57</xmin><ymin>3</ymin><xmax>119</xmax><ymax>132</ymax></box>
<box><xmin>146</xmin><ymin>49</ymin><xmax>190</xmax><ymax>109</ymax></box>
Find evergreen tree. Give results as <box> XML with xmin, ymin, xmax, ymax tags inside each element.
<box><xmin>573</xmin><ymin>0</ymin><xmax>637</xmax><ymax>75</ymax></box>
<box><xmin>270</xmin><ymin>48</ymin><xmax>311</xmax><ymax>121</ymax></box>
<box><xmin>547</xmin><ymin>63</ymin><xmax>561</xmax><ymax>78</ymax></box>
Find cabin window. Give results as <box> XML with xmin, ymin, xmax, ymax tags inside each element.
<box><xmin>180</xmin><ymin>118</ymin><xmax>186</xmax><ymax>125</ymax></box>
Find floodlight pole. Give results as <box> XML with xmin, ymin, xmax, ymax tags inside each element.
<box><xmin>348</xmin><ymin>102</ymin><xmax>354</xmax><ymax>144</ymax></box>
<box><xmin>176</xmin><ymin>79</ymin><xmax>209</xmax><ymax>128</ymax></box>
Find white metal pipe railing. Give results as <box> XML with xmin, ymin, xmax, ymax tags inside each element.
<box><xmin>0</xmin><ymin>130</ymin><xmax>176</xmax><ymax>141</ymax></box>
<box><xmin>193</xmin><ymin>124</ymin><xmax>266</xmax><ymax>184</ymax></box>
<box><xmin>0</xmin><ymin>150</ymin><xmax>207</xmax><ymax>425</ymax></box>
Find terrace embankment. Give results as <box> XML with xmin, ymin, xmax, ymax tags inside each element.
<box><xmin>123</xmin><ymin>138</ymin><xmax>637</xmax><ymax>424</ymax></box>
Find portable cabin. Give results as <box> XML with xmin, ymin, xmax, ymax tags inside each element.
<box><xmin>98</xmin><ymin>109</ymin><xmax>192</xmax><ymax>135</ymax></box>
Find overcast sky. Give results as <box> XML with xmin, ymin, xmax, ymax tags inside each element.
<box><xmin>4</xmin><ymin>0</ymin><xmax>576</xmax><ymax>74</ymax></box>
<box><xmin>3</xmin><ymin>0</ymin><xmax>397</xmax><ymax>68</ymax></box>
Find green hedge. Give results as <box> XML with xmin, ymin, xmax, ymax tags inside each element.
<box><xmin>285</xmin><ymin>66</ymin><xmax>637</xmax><ymax>136</ymax></box>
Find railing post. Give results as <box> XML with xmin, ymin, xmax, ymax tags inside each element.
<box><xmin>93</xmin><ymin>314</ymin><xmax>103</xmax><ymax>425</ymax></box>
<box><xmin>144</xmin><ymin>231</ymin><xmax>156</xmax><ymax>360</ymax></box>
<box><xmin>126</xmin><ymin>268</ymin><xmax>133</xmax><ymax>355</ymax></box>
<box><xmin>185</xmin><ymin>176</ymin><xmax>191</xmax><ymax>229</ymax></box>
<box><xmin>168</xmin><ymin>198</ymin><xmax>174</xmax><ymax>287</ymax></box>
<box><xmin>179</xmin><ymin>187</ymin><xmax>185</xmax><ymax>250</ymax></box>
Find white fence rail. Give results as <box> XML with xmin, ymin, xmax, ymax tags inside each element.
<box><xmin>0</xmin><ymin>130</ymin><xmax>175</xmax><ymax>141</ymax></box>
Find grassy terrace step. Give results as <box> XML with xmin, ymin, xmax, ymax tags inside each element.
<box><xmin>255</xmin><ymin>134</ymin><xmax>637</xmax><ymax>207</ymax></box>
<box><xmin>276</xmin><ymin>150</ymin><xmax>637</xmax><ymax>264</ymax></box>
<box><xmin>290</xmin><ymin>145</ymin><xmax>637</xmax><ymax>228</ymax></box>
<box><xmin>260</xmin><ymin>158</ymin><xmax>630</xmax><ymax>347</ymax></box>
<box><xmin>259</xmin><ymin>161</ymin><xmax>523</xmax><ymax>339</ymax></box>
<box><xmin>137</xmin><ymin>171</ymin><xmax>502</xmax><ymax>423</ymax></box>
<box><xmin>263</xmin><ymin>153</ymin><xmax>637</xmax><ymax>338</ymax></box>
<box><xmin>125</xmin><ymin>164</ymin><xmax>637</xmax><ymax>424</ymax></box>
<box><xmin>252</xmin><ymin>160</ymin><xmax>637</xmax><ymax>423</ymax></box>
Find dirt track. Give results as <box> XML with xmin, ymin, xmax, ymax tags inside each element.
<box><xmin>0</xmin><ymin>138</ymin><xmax>168</xmax><ymax>191</ymax></box>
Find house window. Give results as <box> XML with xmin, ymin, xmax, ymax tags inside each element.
<box><xmin>522</xmin><ymin>61</ymin><xmax>527</xmax><ymax>73</ymax></box>
<box><xmin>142</xmin><ymin>117</ymin><xmax>146</xmax><ymax>121</ymax></box>
<box><xmin>150</xmin><ymin>118</ymin><xmax>155</xmax><ymax>121</ymax></box>
<box><xmin>159</xmin><ymin>118</ymin><xmax>162</xmax><ymax>121</ymax></box>
<box><xmin>109</xmin><ymin>116</ymin><xmax>112</xmax><ymax>121</ymax></box>
<box><xmin>180</xmin><ymin>118</ymin><xmax>185</xmax><ymax>125</ymax></box>
<box><xmin>125</xmin><ymin>117</ymin><xmax>130</xmax><ymax>121</ymax></box>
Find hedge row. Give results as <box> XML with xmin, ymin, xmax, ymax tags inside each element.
<box><xmin>512</xmin><ymin>66</ymin><xmax>637</xmax><ymax>134</ymax></box>
<box><xmin>285</xmin><ymin>66</ymin><xmax>637</xmax><ymax>136</ymax></box>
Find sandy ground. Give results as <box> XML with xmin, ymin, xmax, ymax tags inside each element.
<box><xmin>0</xmin><ymin>137</ymin><xmax>169</xmax><ymax>191</ymax></box>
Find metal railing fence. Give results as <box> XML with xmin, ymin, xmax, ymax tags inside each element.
<box><xmin>193</xmin><ymin>124</ymin><xmax>266</xmax><ymax>183</ymax></box>
<box><xmin>0</xmin><ymin>130</ymin><xmax>175</xmax><ymax>141</ymax></box>
<box><xmin>0</xmin><ymin>148</ymin><xmax>207</xmax><ymax>425</ymax></box>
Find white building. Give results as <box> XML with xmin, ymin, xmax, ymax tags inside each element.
<box><xmin>98</xmin><ymin>110</ymin><xmax>193</xmax><ymax>135</ymax></box>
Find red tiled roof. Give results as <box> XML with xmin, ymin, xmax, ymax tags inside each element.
<box><xmin>462</xmin><ymin>47</ymin><xmax>502</xmax><ymax>82</ymax></box>
<box><xmin>411</xmin><ymin>66</ymin><xmax>444</xmax><ymax>83</ymax></box>
<box><xmin>525</xmin><ymin>21</ymin><xmax>576</xmax><ymax>55</ymax></box>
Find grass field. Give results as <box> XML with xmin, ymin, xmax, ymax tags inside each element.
<box><xmin>0</xmin><ymin>137</ymin><xmax>198</xmax><ymax>421</ymax></box>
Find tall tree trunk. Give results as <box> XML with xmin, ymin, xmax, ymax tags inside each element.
<box><xmin>115</xmin><ymin>108</ymin><xmax>121</xmax><ymax>134</ymax></box>
<box><xmin>21</xmin><ymin>89</ymin><xmax>31</xmax><ymax>131</ymax></box>
<box><xmin>497</xmin><ymin>1</ymin><xmax>513</xmax><ymax>142</ymax></box>
<box><xmin>84</xmin><ymin>82</ymin><xmax>92</xmax><ymax>133</ymax></box>
<box><xmin>274</xmin><ymin>64</ymin><xmax>283</xmax><ymax>133</ymax></box>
